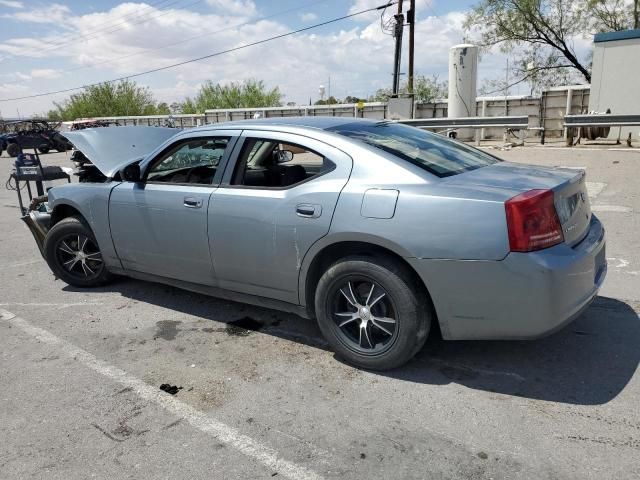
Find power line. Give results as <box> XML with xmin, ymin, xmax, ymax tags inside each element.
<box><xmin>1</xmin><ymin>0</ymin><xmax>203</xmax><ymax>62</ymax></box>
<box><xmin>1</xmin><ymin>2</ymin><xmax>395</xmax><ymax>103</ymax></box>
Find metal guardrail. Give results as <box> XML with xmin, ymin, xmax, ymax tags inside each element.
<box><xmin>564</xmin><ymin>114</ymin><xmax>640</xmax><ymax>127</ymax></box>
<box><xmin>400</xmin><ymin>115</ymin><xmax>530</xmax><ymax>129</ymax></box>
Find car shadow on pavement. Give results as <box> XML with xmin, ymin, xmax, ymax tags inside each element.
<box><xmin>69</xmin><ymin>278</ymin><xmax>638</xmax><ymax>406</ymax></box>
<box><xmin>390</xmin><ymin>296</ymin><xmax>640</xmax><ymax>405</ymax></box>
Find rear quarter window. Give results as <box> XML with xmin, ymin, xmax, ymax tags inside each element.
<box><xmin>327</xmin><ymin>121</ymin><xmax>500</xmax><ymax>177</ymax></box>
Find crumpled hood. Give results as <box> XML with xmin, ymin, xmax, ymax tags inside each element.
<box><xmin>62</xmin><ymin>126</ymin><xmax>179</xmax><ymax>177</ymax></box>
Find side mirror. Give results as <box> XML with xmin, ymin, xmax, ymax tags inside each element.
<box><xmin>121</xmin><ymin>163</ymin><xmax>141</xmax><ymax>182</ymax></box>
<box><xmin>274</xmin><ymin>149</ymin><xmax>294</xmax><ymax>163</ymax></box>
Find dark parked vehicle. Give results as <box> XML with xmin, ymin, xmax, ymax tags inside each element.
<box><xmin>0</xmin><ymin>120</ymin><xmax>71</xmax><ymax>157</ymax></box>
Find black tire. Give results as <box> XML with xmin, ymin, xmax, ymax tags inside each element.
<box><xmin>56</xmin><ymin>144</ymin><xmax>68</xmax><ymax>152</ymax></box>
<box><xmin>38</xmin><ymin>145</ymin><xmax>50</xmax><ymax>154</ymax></box>
<box><xmin>7</xmin><ymin>143</ymin><xmax>20</xmax><ymax>157</ymax></box>
<box><xmin>314</xmin><ymin>255</ymin><xmax>431</xmax><ymax>370</ymax></box>
<box><xmin>44</xmin><ymin>216</ymin><xmax>113</xmax><ymax>288</ymax></box>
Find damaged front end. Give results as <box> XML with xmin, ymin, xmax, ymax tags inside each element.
<box><xmin>21</xmin><ymin>195</ymin><xmax>51</xmax><ymax>256</ymax></box>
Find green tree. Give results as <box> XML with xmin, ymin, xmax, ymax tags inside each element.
<box><xmin>465</xmin><ymin>0</ymin><xmax>638</xmax><ymax>86</ymax></box>
<box><xmin>314</xmin><ymin>96</ymin><xmax>340</xmax><ymax>105</ymax></box>
<box><xmin>48</xmin><ymin>79</ymin><xmax>165</xmax><ymax>120</ymax></box>
<box><xmin>155</xmin><ymin>102</ymin><xmax>171</xmax><ymax>115</ymax></box>
<box><xmin>588</xmin><ymin>0</ymin><xmax>639</xmax><ymax>31</ymax></box>
<box><xmin>367</xmin><ymin>75</ymin><xmax>447</xmax><ymax>102</ymax></box>
<box><xmin>413</xmin><ymin>75</ymin><xmax>448</xmax><ymax>102</ymax></box>
<box><xmin>181</xmin><ymin>79</ymin><xmax>282</xmax><ymax>113</ymax></box>
<box><xmin>343</xmin><ymin>96</ymin><xmax>362</xmax><ymax>104</ymax></box>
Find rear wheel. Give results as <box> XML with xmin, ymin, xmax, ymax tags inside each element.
<box><xmin>7</xmin><ymin>143</ymin><xmax>20</xmax><ymax>157</ymax></box>
<box><xmin>38</xmin><ymin>145</ymin><xmax>50</xmax><ymax>154</ymax></box>
<box><xmin>315</xmin><ymin>256</ymin><xmax>431</xmax><ymax>370</ymax></box>
<box><xmin>44</xmin><ymin>216</ymin><xmax>113</xmax><ymax>287</ymax></box>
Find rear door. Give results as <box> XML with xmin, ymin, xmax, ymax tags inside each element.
<box><xmin>208</xmin><ymin>130</ymin><xmax>352</xmax><ymax>303</ymax></box>
<box><xmin>109</xmin><ymin>131</ymin><xmax>239</xmax><ymax>286</ymax></box>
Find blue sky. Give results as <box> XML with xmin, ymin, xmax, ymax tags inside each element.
<box><xmin>0</xmin><ymin>0</ymin><xmax>580</xmax><ymax>117</ymax></box>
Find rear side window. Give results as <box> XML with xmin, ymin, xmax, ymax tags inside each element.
<box><xmin>231</xmin><ymin>138</ymin><xmax>333</xmax><ymax>188</ymax></box>
<box><xmin>327</xmin><ymin>121</ymin><xmax>500</xmax><ymax>177</ymax></box>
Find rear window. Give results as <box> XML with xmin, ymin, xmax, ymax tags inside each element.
<box><xmin>327</xmin><ymin>121</ymin><xmax>500</xmax><ymax>177</ymax></box>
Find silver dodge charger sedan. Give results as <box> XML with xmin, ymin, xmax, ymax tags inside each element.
<box><xmin>23</xmin><ymin>117</ymin><xmax>607</xmax><ymax>370</ymax></box>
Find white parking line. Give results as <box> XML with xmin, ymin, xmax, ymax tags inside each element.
<box><xmin>5</xmin><ymin>259</ymin><xmax>42</xmax><ymax>268</ymax></box>
<box><xmin>0</xmin><ymin>302</ymin><xmax>103</xmax><ymax>308</ymax></box>
<box><xmin>0</xmin><ymin>308</ymin><xmax>324</xmax><ymax>480</ymax></box>
<box><xmin>585</xmin><ymin>181</ymin><xmax>607</xmax><ymax>199</ymax></box>
<box><xmin>591</xmin><ymin>205</ymin><xmax>633</xmax><ymax>213</ymax></box>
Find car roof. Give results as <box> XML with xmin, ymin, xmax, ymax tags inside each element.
<box><xmin>190</xmin><ymin>116</ymin><xmax>383</xmax><ymax>133</ymax></box>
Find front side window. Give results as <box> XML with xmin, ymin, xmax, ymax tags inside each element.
<box><xmin>327</xmin><ymin>121</ymin><xmax>500</xmax><ymax>177</ymax></box>
<box><xmin>147</xmin><ymin>137</ymin><xmax>229</xmax><ymax>185</ymax></box>
<box><xmin>231</xmin><ymin>138</ymin><xmax>333</xmax><ymax>188</ymax></box>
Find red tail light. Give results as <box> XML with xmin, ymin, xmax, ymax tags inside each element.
<box><xmin>505</xmin><ymin>189</ymin><xmax>564</xmax><ymax>252</ymax></box>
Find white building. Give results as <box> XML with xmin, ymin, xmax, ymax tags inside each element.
<box><xmin>589</xmin><ymin>29</ymin><xmax>640</xmax><ymax>139</ymax></box>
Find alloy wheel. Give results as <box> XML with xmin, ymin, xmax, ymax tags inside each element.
<box><xmin>55</xmin><ymin>234</ymin><xmax>104</xmax><ymax>280</ymax></box>
<box><xmin>330</xmin><ymin>278</ymin><xmax>398</xmax><ymax>355</ymax></box>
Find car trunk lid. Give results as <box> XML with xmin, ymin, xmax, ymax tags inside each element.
<box><xmin>446</xmin><ymin>162</ymin><xmax>591</xmax><ymax>247</ymax></box>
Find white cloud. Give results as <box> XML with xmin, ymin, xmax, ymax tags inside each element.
<box><xmin>349</xmin><ymin>0</ymin><xmax>393</xmax><ymax>22</ymax></box>
<box><xmin>0</xmin><ymin>0</ymin><xmax>23</xmax><ymax>8</ymax></box>
<box><xmin>30</xmin><ymin>68</ymin><xmax>62</xmax><ymax>79</ymax></box>
<box><xmin>1</xmin><ymin>3</ymin><xmax>70</xmax><ymax>24</ymax></box>
<box><xmin>206</xmin><ymin>0</ymin><xmax>256</xmax><ymax>17</ymax></box>
<box><xmin>0</xmin><ymin>82</ymin><xmax>29</xmax><ymax>95</ymax></box>
<box><xmin>300</xmin><ymin>12</ymin><xmax>317</xmax><ymax>22</ymax></box>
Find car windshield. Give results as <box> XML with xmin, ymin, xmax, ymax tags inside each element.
<box><xmin>327</xmin><ymin>121</ymin><xmax>501</xmax><ymax>177</ymax></box>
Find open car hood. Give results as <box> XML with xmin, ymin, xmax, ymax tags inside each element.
<box><xmin>62</xmin><ymin>126</ymin><xmax>179</xmax><ymax>177</ymax></box>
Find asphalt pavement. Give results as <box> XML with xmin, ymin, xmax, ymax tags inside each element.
<box><xmin>1</xmin><ymin>143</ymin><xmax>639</xmax><ymax>479</ymax></box>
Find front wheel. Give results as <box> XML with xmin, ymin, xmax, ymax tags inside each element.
<box><xmin>38</xmin><ymin>145</ymin><xmax>50</xmax><ymax>154</ymax></box>
<box><xmin>315</xmin><ymin>256</ymin><xmax>431</xmax><ymax>370</ymax></box>
<box><xmin>44</xmin><ymin>216</ymin><xmax>113</xmax><ymax>287</ymax></box>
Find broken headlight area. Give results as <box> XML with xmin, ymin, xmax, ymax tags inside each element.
<box><xmin>21</xmin><ymin>195</ymin><xmax>51</xmax><ymax>256</ymax></box>
<box><xmin>70</xmin><ymin>150</ymin><xmax>109</xmax><ymax>183</ymax></box>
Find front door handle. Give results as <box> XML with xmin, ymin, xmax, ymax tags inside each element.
<box><xmin>296</xmin><ymin>203</ymin><xmax>321</xmax><ymax>218</ymax></box>
<box><xmin>184</xmin><ymin>197</ymin><xmax>203</xmax><ymax>208</ymax></box>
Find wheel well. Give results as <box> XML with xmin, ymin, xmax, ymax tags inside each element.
<box><xmin>304</xmin><ymin>241</ymin><xmax>435</xmax><ymax>320</ymax></box>
<box><xmin>50</xmin><ymin>204</ymin><xmax>83</xmax><ymax>227</ymax></box>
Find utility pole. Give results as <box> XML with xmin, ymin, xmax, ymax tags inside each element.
<box><xmin>407</xmin><ymin>0</ymin><xmax>415</xmax><ymax>95</ymax></box>
<box><xmin>392</xmin><ymin>0</ymin><xmax>404</xmax><ymax>95</ymax></box>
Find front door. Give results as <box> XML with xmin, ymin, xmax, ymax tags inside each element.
<box><xmin>109</xmin><ymin>133</ymin><xmax>237</xmax><ymax>286</ymax></box>
<box><xmin>209</xmin><ymin>131</ymin><xmax>352</xmax><ymax>303</ymax></box>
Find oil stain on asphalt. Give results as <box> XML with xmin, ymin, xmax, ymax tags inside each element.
<box><xmin>154</xmin><ymin>320</ymin><xmax>182</xmax><ymax>341</ymax></box>
<box><xmin>155</xmin><ymin>316</ymin><xmax>268</xmax><ymax>340</ymax></box>
<box><xmin>224</xmin><ymin>316</ymin><xmax>264</xmax><ymax>336</ymax></box>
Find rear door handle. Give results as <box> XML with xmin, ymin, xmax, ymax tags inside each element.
<box><xmin>296</xmin><ymin>203</ymin><xmax>321</xmax><ymax>218</ymax></box>
<box><xmin>184</xmin><ymin>197</ymin><xmax>203</xmax><ymax>208</ymax></box>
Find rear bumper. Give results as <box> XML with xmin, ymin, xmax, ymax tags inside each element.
<box><xmin>408</xmin><ymin>215</ymin><xmax>607</xmax><ymax>340</ymax></box>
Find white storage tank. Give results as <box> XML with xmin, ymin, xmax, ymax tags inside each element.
<box><xmin>448</xmin><ymin>44</ymin><xmax>478</xmax><ymax>139</ymax></box>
